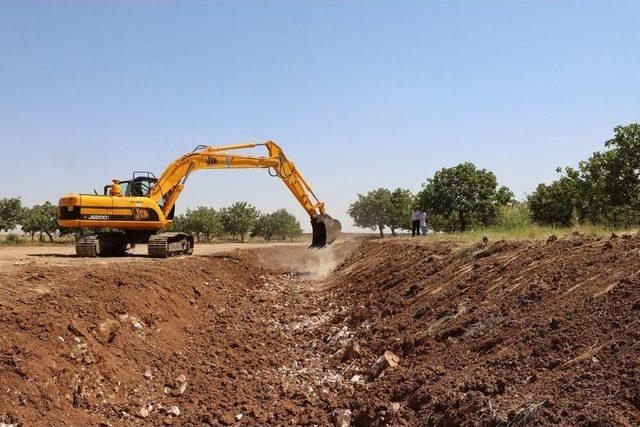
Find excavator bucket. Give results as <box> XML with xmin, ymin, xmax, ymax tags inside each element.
<box><xmin>310</xmin><ymin>214</ymin><xmax>342</xmax><ymax>248</ymax></box>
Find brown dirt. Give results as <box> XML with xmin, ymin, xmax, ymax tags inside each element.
<box><xmin>0</xmin><ymin>235</ymin><xmax>639</xmax><ymax>426</ymax></box>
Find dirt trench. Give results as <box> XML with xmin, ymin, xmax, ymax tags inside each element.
<box><xmin>0</xmin><ymin>235</ymin><xmax>639</xmax><ymax>426</ymax></box>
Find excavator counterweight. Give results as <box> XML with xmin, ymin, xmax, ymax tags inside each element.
<box><xmin>57</xmin><ymin>141</ymin><xmax>341</xmax><ymax>257</ymax></box>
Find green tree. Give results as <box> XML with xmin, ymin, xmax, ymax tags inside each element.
<box><xmin>417</xmin><ymin>163</ymin><xmax>511</xmax><ymax>232</ymax></box>
<box><xmin>170</xmin><ymin>207</ymin><xmax>222</xmax><ymax>242</ymax></box>
<box><xmin>527</xmin><ymin>169</ymin><xmax>583</xmax><ymax>227</ymax></box>
<box><xmin>347</xmin><ymin>188</ymin><xmax>392</xmax><ymax>237</ymax></box>
<box><xmin>0</xmin><ymin>198</ymin><xmax>22</xmax><ymax>231</ymax></box>
<box><xmin>528</xmin><ymin>124</ymin><xmax>640</xmax><ymax>228</ymax></box>
<box><xmin>20</xmin><ymin>202</ymin><xmax>58</xmax><ymax>242</ymax></box>
<box><xmin>219</xmin><ymin>202</ymin><xmax>260</xmax><ymax>242</ymax></box>
<box><xmin>581</xmin><ymin>124</ymin><xmax>640</xmax><ymax>226</ymax></box>
<box><xmin>252</xmin><ymin>209</ymin><xmax>303</xmax><ymax>241</ymax></box>
<box><xmin>386</xmin><ymin>188</ymin><xmax>413</xmax><ymax>236</ymax></box>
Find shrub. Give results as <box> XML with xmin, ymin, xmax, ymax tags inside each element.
<box><xmin>494</xmin><ymin>204</ymin><xmax>531</xmax><ymax>231</ymax></box>
<box><xmin>4</xmin><ymin>233</ymin><xmax>23</xmax><ymax>244</ymax></box>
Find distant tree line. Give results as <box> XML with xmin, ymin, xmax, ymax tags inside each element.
<box><xmin>0</xmin><ymin>198</ymin><xmax>302</xmax><ymax>243</ymax></box>
<box><xmin>348</xmin><ymin>123</ymin><xmax>640</xmax><ymax>235</ymax></box>
<box><xmin>528</xmin><ymin>123</ymin><xmax>640</xmax><ymax>228</ymax></box>
<box><xmin>0</xmin><ymin>199</ymin><xmax>61</xmax><ymax>242</ymax></box>
<box><xmin>348</xmin><ymin>164</ymin><xmax>513</xmax><ymax>235</ymax></box>
<box><xmin>170</xmin><ymin>202</ymin><xmax>303</xmax><ymax>243</ymax></box>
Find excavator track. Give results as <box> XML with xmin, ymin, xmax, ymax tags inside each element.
<box><xmin>75</xmin><ymin>233</ymin><xmax>128</xmax><ymax>257</ymax></box>
<box><xmin>148</xmin><ymin>232</ymin><xmax>194</xmax><ymax>258</ymax></box>
<box><xmin>75</xmin><ymin>235</ymin><xmax>99</xmax><ymax>257</ymax></box>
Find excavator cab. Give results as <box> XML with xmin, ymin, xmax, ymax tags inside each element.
<box><xmin>311</xmin><ymin>214</ymin><xmax>342</xmax><ymax>248</ymax></box>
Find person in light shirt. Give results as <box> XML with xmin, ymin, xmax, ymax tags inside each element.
<box><xmin>420</xmin><ymin>210</ymin><xmax>427</xmax><ymax>236</ymax></box>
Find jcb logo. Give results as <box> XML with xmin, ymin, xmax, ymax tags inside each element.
<box><xmin>133</xmin><ymin>208</ymin><xmax>150</xmax><ymax>220</ymax></box>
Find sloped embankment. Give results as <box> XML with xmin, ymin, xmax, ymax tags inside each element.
<box><xmin>318</xmin><ymin>235</ymin><xmax>640</xmax><ymax>426</ymax></box>
<box><xmin>0</xmin><ymin>249</ymin><xmax>342</xmax><ymax>426</ymax></box>
<box><xmin>0</xmin><ymin>236</ymin><xmax>638</xmax><ymax>426</ymax></box>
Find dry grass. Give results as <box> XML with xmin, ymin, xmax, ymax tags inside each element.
<box><xmin>387</xmin><ymin>223</ymin><xmax>638</xmax><ymax>245</ymax></box>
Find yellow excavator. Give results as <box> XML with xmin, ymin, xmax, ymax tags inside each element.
<box><xmin>57</xmin><ymin>141</ymin><xmax>341</xmax><ymax>257</ymax></box>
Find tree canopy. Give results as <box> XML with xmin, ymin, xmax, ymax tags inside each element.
<box><xmin>528</xmin><ymin>124</ymin><xmax>640</xmax><ymax>227</ymax></box>
<box><xmin>417</xmin><ymin>163</ymin><xmax>513</xmax><ymax>232</ymax></box>
<box><xmin>21</xmin><ymin>202</ymin><xmax>58</xmax><ymax>242</ymax></box>
<box><xmin>252</xmin><ymin>209</ymin><xmax>302</xmax><ymax>241</ymax></box>
<box><xmin>0</xmin><ymin>198</ymin><xmax>22</xmax><ymax>231</ymax></box>
<box><xmin>219</xmin><ymin>202</ymin><xmax>260</xmax><ymax>242</ymax></box>
<box><xmin>170</xmin><ymin>206</ymin><xmax>222</xmax><ymax>242</ymax></box>
<box><xmin>347</xmin><ymin>187</ymin><xmax>413</xmax><ymax>237</ymax></box>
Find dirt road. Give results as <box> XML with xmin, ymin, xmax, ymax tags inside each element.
<box><xmin>0</xmin><ymin>242</ymin><xmax>307</xmax><ymax>271</ymax></box>
<box><xmin>0</xmin><ymin>236</ymin><xmax>638</xmax><ymax>426</ymax></box>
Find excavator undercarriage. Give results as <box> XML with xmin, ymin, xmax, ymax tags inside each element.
<box><xmin>75</xmin><ymin>232</ymin><xmax>194</xmax><ymax>258</ymax></box>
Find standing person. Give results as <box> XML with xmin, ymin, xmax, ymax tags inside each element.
<box><xmin>411</xmin><ymin>207</ymin><xmax>421</xmax><ymax>237</ymax></box>
<box><xmin>420</xmin><ymin>210</ymin><xmax>427</xmax><ymax>236</ymax></box>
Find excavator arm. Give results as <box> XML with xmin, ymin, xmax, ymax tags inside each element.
<box><xmin>148</xmin><ymin>141</ymin><xmax>341</xmax><ymax>247</ymax></box>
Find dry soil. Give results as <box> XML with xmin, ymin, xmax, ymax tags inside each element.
<box><xmin>0</xmin><ymin>235</ymin><xmax>638</xmax><ymax>426</ymax></box>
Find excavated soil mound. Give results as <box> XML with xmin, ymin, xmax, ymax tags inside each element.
<box><xmin>315</xmin><ymin>235</ymin><xmax>640</xmax><ymax>426</ymax></box>
<box><xmin>0</xmin><ymin>236</ymin><xmax>638</xmax><ymax>426</ymax></box>
<box><xmin>0</xmin><ymin>249</ymin><xmax>345</xmax><ymax>426</ymax></box>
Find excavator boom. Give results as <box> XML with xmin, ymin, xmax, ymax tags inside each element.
<box><xmin>57</xmin><ymin>141</ymin><xmax>341</xmax><ymax>257</ymax></box>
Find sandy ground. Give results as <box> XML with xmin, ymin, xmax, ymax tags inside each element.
<box><xmin>0</xmin><ymin>242</ymin><xmax>307</xmax><ymax>271</ymax></box>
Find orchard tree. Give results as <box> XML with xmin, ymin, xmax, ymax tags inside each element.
<box><xmin>252</xmin><ymin>214</ymin><xmax>276</xmax><ymax>241</ymax></box>
<box><xmin>417</xmin><ymin>163</ymin><xmax>512</xmax><ymax>232</ymax></box>
<box><xmin>0</xmin><ymin>198</ymin><xmax>22</xmax><ymax>231</ymax></box>
<box><xmin>189</xmin><ymin>207</ymin><xmax>222</xmax><ymax>242</ymax></box>
<box><xmin>21</xmin><ymin>202</ymin><xmax>58</xmax><ymax>242</ymax></box>
<box><xmin>527</xmin><ymin>173</ymin><xmax>582</xmax><ymax>227</ymax></box>
<box><xmin>170</xmin><ymin>207</ymin><xmax>222</xmax><ymax>242</ymax></box>
<box><xmin>220</xmin><ymin>202</ymin><xmax>260</xmax><ymax>242</ymax></box>
<box><xmin>528</xmin><ymin>124</ymin><xmax>640</xmax><ymax>228</ymax></box>
<box><xmin>386</xmin><ymin>188</ymin><xmax>413</xmax><ymax>236</ymax></box>
<box><xmin>581</xmin><ymin>124</ymin><xmax>640</xmax><ymax>226</ymax></box>
<box><xmin>252</xmin><ymin>209</ymin><xmax>302</xmax><ymax>241</ymax></box>
<box><xmin>348</xmin><ymin>188</ymin><xmax>392</xmax><ymax>237</ymax></box>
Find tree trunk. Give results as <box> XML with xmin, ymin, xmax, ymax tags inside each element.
<box><xmin>45</xmin><ymin>232</ymin><xmax>54</xmax><ymax>243</ymax></box>
<box><xmin>241</xmin><ymin>234</ymin><xmax>245</xmax><ymax>243</ymax></box>
<box><xmin>458</xmin><ymin>210</ymin><xmax>467</xmax><ymax>232</ymax></box>
<box><xmin>30</xmin><ymin>233</ymin><xmax>35</xmax><ymax>242</ymax></box>
<box><xmin>378</xmin><ymin>225</ymin><xmax>384</xmax><ymax>238</ymax></box>
<box><xmin>390</xmin><ymin>227</ymin><xmax>396</xmax><ymax>237</ymax></box>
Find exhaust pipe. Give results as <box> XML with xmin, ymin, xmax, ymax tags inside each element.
<box><xmin>310</xmin><ymin>214</ymin><xmax>342</xmax><ymax>248</ymax></box>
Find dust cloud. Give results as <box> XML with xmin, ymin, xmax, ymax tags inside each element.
<box><xmin>253</xmin><ymin>241</ymin><xmax>357</xmax><ymax>280</ymax></box>
<box><xmin>300</xmin><ymin>245</ymin><xmax>340</xmax><ymax>279</ymax></box>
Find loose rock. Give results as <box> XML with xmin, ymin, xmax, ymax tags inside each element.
<box><xmin>332</xmin><ymin>409</ymin><xmax>352</xmax><ymax>427</ymax></box>
<box><xmin>143</xmin><ymin>369</ymin><xmax>153</xmax><ymax>380</ymax></box>
<box><xmin>342</xmin><ymin>341</ymin><xmax>363</xmax><ymax>361</ymax></box>
<box><xmin>218</xmin><ymin>411</ymin><xmax>236</xmax><ymax>426</ymax></box>
<box><xmin>97</xmin><ymin>319</ymin><xmax>120</xmax><ymax>344</ymax></box>
<box><xmin>67</xmin><ymin>321</ymin><xmax>86</xmax><ymax>338</ymax></box>
<box><xmin>369</xmin><ymin>351</ymin><xmax>400</xmax><ymax>379</ymax></box>
<box><xmin>138</xmin><ymin>406</ymin><xmax>150</xmax><ymax>418</ymax></box>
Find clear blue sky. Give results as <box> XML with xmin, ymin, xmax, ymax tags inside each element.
<box><xmin>1</xmin><ymin>1</ymin><xmax>638</xmax><ymax>231</ymax></box>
